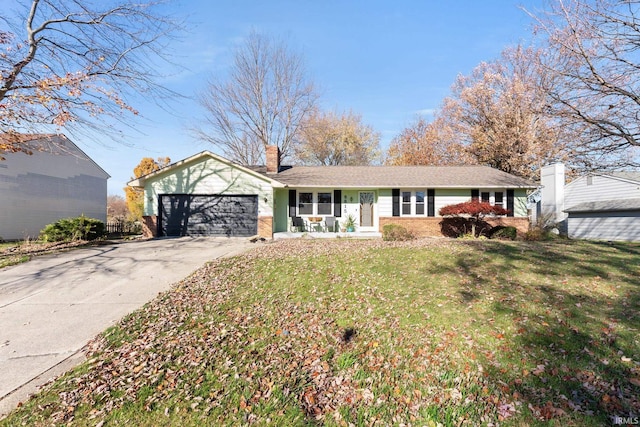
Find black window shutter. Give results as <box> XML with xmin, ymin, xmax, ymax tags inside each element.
<box><xmin>288</xmin><ymin>189</ymin><xmax>296</xmax><ymax>217</ymax></box>
<box><xmin>427</xmin><ymin>189</ymin><xmax>435</xmax><ymax>217</ymax></box>
<box><xmin>334</xmin><ymin>190</ymin><xmax>342</xmax><ymax>217</ymax></box>
<box><xmin>471</xmin><ymin>189</ymin><xmax>479</xmax><ymax>201</ymax></box>
<box><xmin>507</xmin><ymin>189</ymin><xmax>514</xmax><ymax>217</ymax></box>
<box><xmin>392</xmin><ymin>189</ymin><xmax>400</xmax><ymax>217</ymax></box>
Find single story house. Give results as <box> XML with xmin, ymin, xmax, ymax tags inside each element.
<box><xmin>0</xmin><ymin>134</ymin><xmax>110</xmax><ymax>241</ymax></box>
<box><xmin>127</xmin><ymin>146</ymin><xmax>536</xmax><ymax>239</ymax></box>
<box><xmin>540</xmin><ymin>163</ymin><xmax>640</xmax><ymax>241</ymax></box>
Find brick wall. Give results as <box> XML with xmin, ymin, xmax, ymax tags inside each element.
<box><xmin>266</xmin><ymin>146</ymin><xmax>280</xmax><ymax>174</ymax></box>
<box><xmin>379</xmin><ymin>216</ymin><xmax>530</xmax><ymax>237</ymax></box>
<box><xmin>141</xmin><ymin>215</ymin><xmax>158</xmax><ymax>238</ymax></box>
<box><xmin>258</xmin><ymin>216</ymin><xmax>273</xmax><ymax>239</ymax></box>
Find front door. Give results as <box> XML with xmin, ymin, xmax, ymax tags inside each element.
<box><xmin>359</xmin><ymin>191</ymin><xmax>375</xmax><ymax>229</ymax></box>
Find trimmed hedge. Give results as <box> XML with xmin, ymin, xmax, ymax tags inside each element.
<box><xmin>382</xmin><ymin>224</ymin><xmax>414</xmax><ymax>241</ymax></box>
<box><xmin>40</xmin><ymin>215</ymin><xmax>106</xmax><ymax>242</ymax></box>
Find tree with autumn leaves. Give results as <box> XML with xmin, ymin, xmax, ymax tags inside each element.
<box><xmin>388</xmin><ymin>45</ymin><xmax>574</xmax><ymax>179</ymax></box>
<box><xmin>389</xmin><ymin>1</ymin><xmax>640</xmax><ymax>176</ymax></box>
<box><xmin>439</xmin><ymin>200</ymin><xmax>510</xmax><ymax>238</ymax></box>
<box><xmin>124</xmin><ymin>157</ymin><xmax>170</xmax><ymax>220</ymax></box>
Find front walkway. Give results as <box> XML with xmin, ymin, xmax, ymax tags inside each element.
<box><xmin>274</xmin><ymin>231</ymin><xmax>382</xmax><ymax>239</ymax></box>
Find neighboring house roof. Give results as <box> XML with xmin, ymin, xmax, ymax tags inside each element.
<box><xmin>564</xmin><ymin>198</ymin><xmax>640</xmax><ymax>213</ymax></box>
<box><xmin>269</xmin><ymin>165</ymin><xmax>537</xmax><ymax>188</ymax></box>
<box><xmin>565</xmin><ymin>171</ymin><xmax>640</xmax><ymax>189</ymax></box>
<box><xmin>607</xmin><ymin>171</ymin><xmax>640</xmax><ymax>184</ymax></box>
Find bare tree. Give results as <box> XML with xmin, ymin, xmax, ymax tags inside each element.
<box><xmin>107</xmin><ymin>194</ymin><xmax>129</xmax><ymax>220</ymax></box>
<box><xmin>0</xmin><ymin>0</ymin><xmax>180</xmax><ymax>155</ymax></box>
<box><xmin>530</xmin><ymin>0</ymin><xmax>640</xmax><ymax>167</ymax></box>
<box><xmin>295</xmin><ymin>110</ymin><xmax>381</xmax><ymax>165</ymax></box>
<box><xmin>194</xmin><ymin>31</ymin><xmax>318</xmax><ymax>165</ymax></box>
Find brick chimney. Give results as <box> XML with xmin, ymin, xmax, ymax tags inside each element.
<box><xmin>266</xmin><ymin>145</ymin><xmax>280</xmax><ymax>174</ymax></box>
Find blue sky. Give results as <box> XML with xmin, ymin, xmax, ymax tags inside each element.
<box><xmin>71</xmin><ymin>0</ymin><xmax>545</xmax><ymax>196</ymax></box>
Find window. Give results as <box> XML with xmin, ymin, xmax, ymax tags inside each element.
<box><xmin>317</xmin><ymin>192</ymin><xmax>332</xmax><ymax>215</ymax></box>
<box><xmin>402</xmin><ymin>191</ymin><xmax>411</xmax><ymax>215</ymax></box>
<box><xmin>481</xmin><ymin>192</ymin><xmax>490</xmax><ymax>203</ymax></box>
<box><xmin>495</xmin><ymin>192</ymin><xmax>504</xmax><ymax>208</ymax></box>
<box><xmin>298</xmin><ymin>192</ymin><xmax>313</xmax><ymax>215</ymax></box>
<box><xmin>415</xmin><ymin>191</ymin><xmax>425</xmax><ymax>215</ymax></box>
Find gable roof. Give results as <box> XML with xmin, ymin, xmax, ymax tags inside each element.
<box><xmin>565</xmin><ymin>198</ymin><xmax>640</xmax><ymax>213</ymax></box>
<box><xmin>608</xmin><ymin>171</ymin><xmax>640</xmax><ymax>184</ymax></box>
<box><xmin>269</xmin><ymin>165</ymin><xmax>537</xmax><ymax>188</ymax></box>
<box><xmin>127</xmin><ymin>151</ymin><xmax>282</xmax><ymax>187</ymax></box>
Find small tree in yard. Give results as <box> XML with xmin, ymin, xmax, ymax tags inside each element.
<box><xmin>439</xmin><ymin>200</ymin><xmax>509</xmax><ymax>238</ymax></box>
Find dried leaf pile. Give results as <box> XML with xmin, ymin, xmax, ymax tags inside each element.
<box><xmin>5</xmin><ymin>238</ymin><xmax>639</xmax><ymax>426</ymax></box>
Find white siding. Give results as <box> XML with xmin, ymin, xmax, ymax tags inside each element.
<box><xmin>565</xmin><ymin>175</ymin><xmax>640</xmax><ymax>209</ymax></box>
<box><xmin>378</xmin><ymin>189</ymin><xmax>393</xmax><ymax>217</ymax></box>
<box><xmin>0</xmin><ymin>138</ymin><xmax>109</xmax><ymax>241</ymax></box>
<box><xmin>435</xmin><ymin>189</ymin><xmax>470</xmax><ymax>215</ymax></box>
<box><xmin>568</xmin><ymin>212</ymin><xmax>640</xmax><ymax>241</ymax></box>
<box><xmin>564</xmin><ymin>174</ymin><xmax>640</xmax><ymax>241</ymax></box>
<box><xmin>145</xmin><ymin>156</ymin><xmax>273</xmax><ymax>217</ymax></box>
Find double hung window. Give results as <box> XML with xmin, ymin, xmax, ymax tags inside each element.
<box><xmin>298</xmin><ymin>192</ymin><xmax>332</xmax><ymax>216</ymax></box>
<box><xmin>298</xmin><ymin>192</ymin><xmax>313</xmax><ymax>215</ymax></box>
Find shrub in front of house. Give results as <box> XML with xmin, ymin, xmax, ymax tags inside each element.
<box><xmin>489</xmin><ymin>225</ymin><xmax>517</xmax><ymax>240</ymax></box>
<box><xmin>382</xmin><ymin>224</ymin><xmax>414</xmax><ymax>241</ymax></box>
<box><xmin>40</xmin><ymin>215</ymin><xmax>106</xmax><ymax>242</ymax></box>
<box><xmin>440</xmin><ymin>217</ymin><xmax>492</xmax><ymax>238</ymax></box>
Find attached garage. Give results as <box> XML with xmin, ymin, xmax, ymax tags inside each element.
<box><xmin>565</xmin><ymin>199</ymin><xmax>640</xmax><ymax>242</ymax></box>
<box><xmin>159</xmin><ymin>194</ymin><xmax>258</xmax><ymax>237</ymax></box>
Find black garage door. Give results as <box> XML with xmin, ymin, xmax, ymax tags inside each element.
<box><xmin>159</xmin><ymin>194</ymin><xmax>258</xmax><ymax>237</ymax></box>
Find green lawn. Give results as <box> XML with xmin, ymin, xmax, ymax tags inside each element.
<box><xmin>2</xmin><ymin>239</ymin><xmax>639</xmax><ymax>426</ymax></box>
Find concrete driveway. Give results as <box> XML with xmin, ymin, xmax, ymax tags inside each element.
<box><xmin>0</xmin><ymin>237</ymin><xmax>255</xmax><ymax>417</ymax></box>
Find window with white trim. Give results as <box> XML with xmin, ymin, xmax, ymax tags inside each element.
<box><xmin>317</xmin><ymin>192</ymin><xmax>332</xmax><ymax>215</ymax></box>
<box><xmin>402</xmin><ymin>191</ymin><xmax>411</xmax><ymax>215</ymax></box>
<box><xmin>398</xmin><ymin>190</ymin><xmax>434</xmax><ymax>216</ymax></box>
<box><xmin>298</xmin><ymin>192</ymin><xmax>313</xmax><ymax>215</ymax></box>
<box><xmin>416</xmin><ymin>191</ymin><xmax>425</xmax><ymax>215</ymax></box>
<box><xmin>298</xmin><ymin>191</ymin><xmax>333</xmax><ymax>216</ymax></box>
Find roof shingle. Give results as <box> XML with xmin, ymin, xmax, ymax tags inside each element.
<box><xmin>268</xmin><ymin>165</ymin><xmax>537</xmax><ymax>188</ymax></box>
<box><xmin>565</xmin><ymin>198</ymin><xmax>640</xmax><ymax>213</ymax></box>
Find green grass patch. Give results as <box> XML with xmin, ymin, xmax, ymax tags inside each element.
<box><xmin>2</xmin><ymin>239</ymin><xmax>639</xmax><ymax>426</ymax></box>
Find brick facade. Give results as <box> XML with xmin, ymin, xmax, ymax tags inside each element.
<box><xmin>141</xmin><ymin>215</ymin><xmax>158</xmax><ymax>238</ymax></box>
<box><xmin>379</xmin><ymin>216</ymin><xmax>530</xmax><ymax>237</ymax></box>
<box><xmin>258</xmin><ymin>216</ymin><xmax>273</xmax><ymax>239</ymax></box>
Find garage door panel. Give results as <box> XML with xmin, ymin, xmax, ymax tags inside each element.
<box><xmin>160</xmin><ymin>195</ymin><xmax>258</xmax><ymax>237</ymax></box>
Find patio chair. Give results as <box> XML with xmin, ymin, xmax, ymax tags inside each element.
<box><xmin>290</xmin><ymin>216</ymin><xmax>306</xmax><ymax>232</ymax></box>
<box><xmin>324</xmin><ymin>216</ymin><xmax>337</xmax><ymax>232</ymax></box>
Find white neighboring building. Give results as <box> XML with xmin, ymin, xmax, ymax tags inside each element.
<box><xmin>0</xmin><ymin>134</ymin><xmax>110</xmax><ymax>241</ymax></box>
<box><xmin>540</xmin><ymin>163</ymin><xmax>640</xmax><ymax>241</ymax></box>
